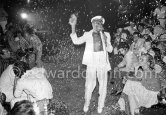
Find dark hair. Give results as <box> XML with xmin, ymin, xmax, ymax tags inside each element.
<box><xmin>133</xmin><ymin>32</ymin><xmax>141</xmax><ymax>37</ymax></box>
<box><xmin>14</xmin><ymin>30</ymin><xmax>23</xmax><ymax>37</ymax></box>
<box><xmin>137</xmin><ymin>23</ymin><xmax>145</xmax><ymax>28</ymax></box>
<box><xmin>117</xmin><ymin>42</ymin><xmax>130</xmax><ymax>50</ymax></box>
<box><xmin>0</xmin><ymin>92</ymin><xmax>6</xmax><ymax>105</ymax></box>
<box><xmin>121</xmin><ymin>29</ymin><xmax>130</xmax><ymax>36</ymax></box>
<box><xmin>152</xmin><ymin>47</ymin><xmax>162</xmax><ymax>60</ymax></box>
<box><xmin>141</xmin><ymin>53</ymin><xmax>155</xmax><ymax>70</ymax></box>
<box><xmin>8</xmin><ymin>26</ymin><xmax>15</xmax><ymax>31</ymax></box>
<box><xmin>144</xmin><ymin>34</ymin><xmax>152</xmax><ymax>42</ymax></box>
<box><xmin>138</xmin><ymin>66</ymin><xmax>144</xmax><ymax>71</ymax></box>
<box><xmin>0</xmin><ymin>25</ymin><xmax>3</xmax><ymax>35</ymax></box>
<box><xmin>13</xmin><ymin>61</ymin><xmax>30</xmax><ymax>78</ymax></box>
<box><xmin>9</xmin><ymin>100</ymin><xmax>36</xmax><ymax>115</ymax></box>
<box><xmin>24</xmin><ymin>25</ymin><xmax>35</xmax><ymax>35</ymax></box>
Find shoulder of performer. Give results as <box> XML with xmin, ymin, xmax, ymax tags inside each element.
<box><xmin>103</xmin><ymin>31</ymin><xmax>110</xmax><ymax>35</ymax></box>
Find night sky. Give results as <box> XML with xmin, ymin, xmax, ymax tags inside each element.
<box><xmin>1</xmin><ymin>0</ymin><xmax>166</xmax><ymax>34</ymax></box>
<box><xmin>1</xmin><ymin>0</ymin><xmax>160</xmax><ymax>33</ymax></box>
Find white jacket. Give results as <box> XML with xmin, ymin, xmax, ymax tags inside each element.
<box><xmin>70</xmin><ymin>30</ymin><xmax>113</xmax><ymax>70</ymax></box>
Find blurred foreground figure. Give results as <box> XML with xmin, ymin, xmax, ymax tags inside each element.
<box><xmin>69</xmin><ymin>14</ymin><xmax>113</xmax><ymax>113</ymax></box>
<box><xmin>11</xmin><ymin>61</ymin><xmax>53</xmax><ymax>114</ymax></box>
<box><xmin>9</xmin><ymin>100</ymin><xmax>36</xmax><ymax>115</ymax></box>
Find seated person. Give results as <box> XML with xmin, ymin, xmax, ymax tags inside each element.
<box><xmin>130</xmin><ymin>32</ymin><xmax>145</xmax><ymax>57</ymax></box>
<box><xmin>137</xmin><ymin>23</ymin><xmax>146</xmax><ymax>36</ymax></box>
<box><xmin>113</xmin><ymin>42</ymin><xmax>129</xmax><ymax>67</ymax></box>
<box><xmin>115</xmin><ymin>54</ymin><xmax>166</xmax><ymax>115</ymax></box>
<box><xmin>111</xmin><ymin>42</ymin><xmax>129</xmax><ymax>95</ymax></box>
<box><xmin>0</xmin><ymin>61</ymin><xmax>24</xmax><ymax>104</ymax></box>
<box><xmin>140</xmin><ymin>36</ymin><xmax>155</xmax><ymax>57</ymax></box>
<box><xmin>117</xmin><ymin>41</ymin><xmax>139</xmax><ymax>72</ymax></box>
<box><xmin>11</xmin><ymin>61</ymin><xmax>53</xmax><ymax>113</ymax></box>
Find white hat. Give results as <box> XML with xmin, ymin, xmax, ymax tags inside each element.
<box><xmin>91</xmin><ymin>16</ymin><xmax>105</xmax><ymax>24</ymax></box>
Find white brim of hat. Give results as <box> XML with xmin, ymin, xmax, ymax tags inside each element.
<box><xmin>91</xmin><ymin>16</ymin><xmax>105</xmax><ymax>24</ymax></box>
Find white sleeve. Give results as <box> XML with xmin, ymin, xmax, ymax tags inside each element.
<box><xmin>70</xmin><ymin>32</ymin><xmax>87</xmax><ymax>45</ymax></box>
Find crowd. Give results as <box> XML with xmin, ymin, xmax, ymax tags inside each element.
<box><xmin>0</xmin><ymin>21</ymin><xmax>70</xmax><ymax>115</ymax></box>
<box><xmin>0</xmin><ymin>1</ymin><xmax>166</xmax><ymax>115</ymax></box>
<box><xmin>110</xmin><ymin>2</ymin><xmax>166</xmax><ymax>115</ymax></box>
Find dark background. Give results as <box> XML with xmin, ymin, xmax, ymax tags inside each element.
<box><xmin>1</xmin><ymin>0</ymin><xmax>164</xmax><ymax>34</ymax></box>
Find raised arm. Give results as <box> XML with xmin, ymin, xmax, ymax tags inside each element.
<box><xmin>69</xmin><ymin>14</ymin><xmax>86</xmax><ymax>45</ymax></box>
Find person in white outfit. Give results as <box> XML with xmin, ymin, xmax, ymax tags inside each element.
<box><xmin>69</xmin><ymin>14</ymin><xmax>113</xmax><ymax>113</ymax></box>
<box><xmin>11</xmin><ymin>61</ymin><xmax>53</xmax><ymax>111</ymax></box>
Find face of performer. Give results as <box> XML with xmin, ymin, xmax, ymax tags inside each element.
<box><xmin>92</xmin><ymin>20</ymin><xmax>103</xmax><ymax>32</ymax></box>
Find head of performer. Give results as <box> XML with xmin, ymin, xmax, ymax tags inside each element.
<box><xmin>91</xmin><ymin>16</ymin><xmax>105</xmax><ymax>33</ymax></box>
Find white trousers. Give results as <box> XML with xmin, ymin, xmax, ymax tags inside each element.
<box><xmin>84</xmin><ymin>51</ymin><xmax>108</xmax><ymax>109</ymax></box>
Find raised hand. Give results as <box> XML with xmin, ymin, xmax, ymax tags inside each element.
<box><xmin>69</xmin><ymin>14</ymin><xmax>77</xmax><ymax>26</ymax></box>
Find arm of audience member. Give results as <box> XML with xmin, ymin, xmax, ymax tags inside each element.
<box><xmin>105</xmin><ymin>32</ymin><xmax>113</xmax><ymax>53</ymax></box>
<box><xmin>14</xmin><ymin>80</ymin><xmax>24</xmax><ymax>98</ymax></box>
<box><xmin>70</xmin><ymin>32</ymin><xmax>87</xmax><ymax>45</ymax></box>
<box><xmin>117</xmin><ymin>56</ymin><xmax>127</xmax><ymax>70</ymax></box>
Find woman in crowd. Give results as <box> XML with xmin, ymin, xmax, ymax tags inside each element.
<box><xmin>114</xmin><ymin>53</ymin><xmax>166</xmax><ymax>115</ymax></box>
<box><xmin>11</xmin><ymin>61</ymin><xmax>53</xmax><ymax>114</ymax></box>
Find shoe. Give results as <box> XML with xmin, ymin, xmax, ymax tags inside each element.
<box><xmin>97</xmin><ymin>107</ymin><xmax>103</xmax><ymax>113</ymax></box>
<box><xmin>83</xmin><ymin>105</ymin><xmax>89</xmax><ymax>113</ymax></box>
